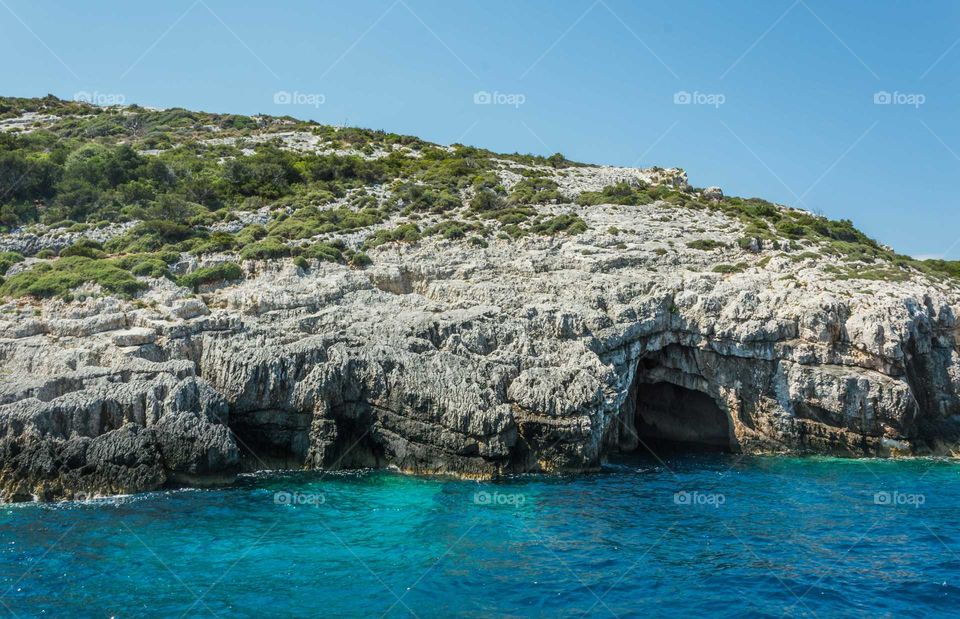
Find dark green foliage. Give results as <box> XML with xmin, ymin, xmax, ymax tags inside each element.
<box><xmin>177</xmin><ymin>262</ymin><xmax>243</xmax><ymax>290</ymax></box>
<box><xmin>713</xmin><ymin>262</ymin><xmax>748</xmax><ymax>274</ymax></box>
<box><xmin>424</xmin><ymin>220</ymin><xmax>485</xmax><ymax>240</ymax></box>
<box><xmin>687</xmin><ymin>239</ymin><xmax>727</xmax><ymax>251</ymax></box>
<box><xmin>349</xmin><ymin>252</ymin><xmax>372</xmax><ymax>267</ymax></box>
<box><xmin>529</xmin><ymin>214</ymin><xmax>588</xmax><ymax>236</ymax></box>
<box><xmin>239</xmin><ymin>238</ymin><xmax>291</xmax><ymax>261</ymax></box>
<box><xmin>293</xmin><ymin>255</ymin><xmax>309</xmax><ymax>270</ymax></box>
<box><xmin>304</xmin><ymin>241</ymin><xmax>346</xmax><ymax>263</ymax></box>
<box><xmin>222</xmin><ymin>146</ymin><xmax>302</xmax><ymax>198</ymax></box>
<box><xmin>392</xmin><ymin>182</ymin><xmax>461</xmax><ymax>215</ymax></box>
<box><xmin>470</xmin><ymin>188</ymin><xmax>534</xmax><ymax>225</ymax></box>
<box><xmin>363</xmin><ymin>223</ymin><xmax>421</xmax><ymax>250</ymax></box>
<box><xmin>269</xmin><ymin>206</ymin><xmax>384</xmax><ymax>240</ymax></box>
<box><xmin>59</xmin><ymin>238</ymin><xmax>106</xmax><ymax>259</ymax></box>
<box><xmin>0</xmin><ymin>251</ymin><xmax>23</xmax><ymax>275</ymax></box>
<box><xmin>508</xmin><ymin>177</ymin><xmax>564</xmax><ymax>205</ymax></box>
<box><xmin>191</xmin><ymin>231</ymin><xmax>236</xmax><ymax>255</ymax></box>
<box><xmin>106</xmin><ymin>220</ymin><xmax>198</xmax><ymax>253</ymax></box>
<box><xmin>577</xmin><ymin>181</ymin><xmax>652</xmax><ymax>206</ymax></box>
<box><xmin>113</xmin><ymin>252</ymin><xmax>177</xmax><ymax>279</ymax></box>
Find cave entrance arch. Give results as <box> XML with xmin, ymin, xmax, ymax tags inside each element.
<box><xmin>620</xmin><ymin>348</ymin><xmax>734</xmax><ymax>454</ymax></box>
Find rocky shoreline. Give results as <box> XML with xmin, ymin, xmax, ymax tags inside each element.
<box><xmin>3</xmin><ymin>198</ymin><xmax>959</xmax><ymax>501</ymax></box>
<box><xmin>1</xmin><ymin>99</ymin><xmax>959</xmax><ymax>502</ymax></box>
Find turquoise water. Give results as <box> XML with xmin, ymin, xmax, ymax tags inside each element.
<box><xmin>2</xmin><ymin>455</ymin><xmax>959</xmax><ymax>618</ymax></box>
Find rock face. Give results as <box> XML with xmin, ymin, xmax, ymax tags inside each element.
<box><xmin>2</xmin><ymin>180</ymin><xmax>960</xmax><ymax>501</ymax></box>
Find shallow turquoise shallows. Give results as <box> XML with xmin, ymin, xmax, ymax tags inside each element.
<box><xmin>2</xmin><ymin>455</ymin><xmax>959</xmax><ymax>618</ymax></box>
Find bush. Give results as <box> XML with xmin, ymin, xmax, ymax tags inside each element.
<box><xmin>0</xmin><ymin>251</ymin><xmax>24</xmax><ymax>275</ymax></box>
<box><xmin>191</xmin><ymin>231</ymin><xmax>236</xmax><ymax>255</ymax></box>
<box><xmin>363</xmin><ymin>223</ymin><xmax>421</xmax><ymax>250</ymax></box>
<box><xmin>113</xmin><ymin>252</ymin><xmax>179</xmax><ymax>279</ymax></box>
<box><xmin>577</xmin><ymin>181</ymin><xmax>652</xmax><ymax>206</ymax></box>
<box><xmin>59</xmin><ymin>238</ymin><xmax>106</xmax><ymax>259</ymax></box>
<box><xmin>529</xmin><ymin>214</ymin><xmax>587</xmax><ymax>236</ymax></box>
<box><xmin>0</xmin><ymin>256</ymin><xmax>146</xmax><ymax>298</ymax></box>
<box><xmin>508</xmin><ymin>177</ymin><xmax>563</xmax><ymax>205</ymax></box>
<box><xmin>349</xmin><ymin>252</ymin><xmax>372</xmax><ymax>268</ymax></box>
<box><xmin>686</xmin><ymin>239</ymin><xmax>727</xmax><ymax>251</ymax></box>
<box><xmin>177</xmin><ymin>262</ymin><xmax>243</xmax><ymax>290</ymax></box>
<box><xmin>239</xmin><ymin>238</ymin><xmax>290</xmax><ymax>261</ymax></box>
<box><xmin>304</xmin><ymin>241</ymin><xmax>345</xmax><ymax>263</ymax></box>
<box><xmin>268</xmin><ymin>206</ymin><xmax>383</xmax><ymax>240</ymax></box>
<box><xmin>293</xmin><ymin>256</ymin><xmax>309</xmax><ymax>270</ymax></box>
<box><xmin>712</xmin><ymin>262</ymin><xmax>748</xmax><ymax>274</ymax></box>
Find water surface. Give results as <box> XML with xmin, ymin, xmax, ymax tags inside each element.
<box><xmin>1</xmin><ymin>455</ymin><xmax>958</xmax><ymax>617</ymax></box>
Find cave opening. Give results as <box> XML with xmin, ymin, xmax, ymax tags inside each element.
<box><xmin>633</xmin><ymin>381</ymin><xmax>732</xmax><ymax>453</ymax></box>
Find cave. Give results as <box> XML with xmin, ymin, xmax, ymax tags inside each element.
<box><xmin>615</xmin><ymin>348</ymin><xmax>734</xmax><ymax>454</ymax></box>
<box><xmin>633</xmin><ymin>381</ymin><xmax>732</xmax><ymax>453</ymax></box>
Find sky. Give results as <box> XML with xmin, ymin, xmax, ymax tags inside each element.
<box><xmin>2</xmin><ymin>0</ymin><xmax>959</xmax><ymax>258</ymax></box>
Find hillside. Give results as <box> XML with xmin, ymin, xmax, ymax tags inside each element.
<box><xmin>1</xmin><ymin>95</ymin><xmax>959</xmax><ymax>501</ymax></box>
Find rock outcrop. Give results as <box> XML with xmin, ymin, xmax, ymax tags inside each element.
<box><xmin>2</xmin><ymin>192</ymin><xmax>959</xmax><ymax>501</ymax></box>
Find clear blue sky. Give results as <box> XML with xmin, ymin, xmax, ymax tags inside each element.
<box><xmin>2</xmin><ymin>0</ymin><xmax>959</xmax><ymax>257</ymax></box>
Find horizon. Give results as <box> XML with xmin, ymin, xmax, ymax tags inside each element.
<box><xmin>3</xmin><ymin>0</ymin><xmax>960</xmax><ymax>258</ymax></box>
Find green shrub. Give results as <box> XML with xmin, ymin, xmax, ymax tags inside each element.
<box><xmin>392</xmin><ymin>182</ymin><xmax>461</xmax><ymax>214</ymax></box>
<box><xmin>59</xmin><ymin>238</ymin><xmax>106</xmax><ymax>259</ymax></box>
<box><xmin>424</xmin><ymin>219</ymin><xmax>484</xmax><ymax>240</ymax></box>
<box><xmin>239</xmin><ymin>238</ymin><xmax>291</xmax><ymax>261</ymax></box>
<box><xmin>177</xmin><ymin>262</ymin><xmax>243</xmax><ymax>290</ymax></box>
<box><xmin>235</xmin><ymin>224</ymin><xmax>267</xmax><ymax>246</ymax></box>
<box><xmin>293</xmin><ymin>256</ymin><xmax>309</xmax><ymax>270</ymax></box>
<box><xmin>304</xmin><ymin>241</ymin><xmax>345</xmax><ymax>263</ymax></box>
<box><xmin>0</xmin><ymin>251</ymin><xmax>24</xmax><ymax>275</ymax></box>
<box><xmin>529</xmin><ymin>214</ymin><xmax>588</xmax><ymax>236</ymax></box>
<box><xmin>191</xmin><ymin>231</ymin><xmax>236</xmax><ymax>255</ymax></box>
<box><xmin>35</xmin><ymin>249</ymin><xmax>56</xmax><ymax>259</ymax></box>
<box><xmin>268</xmin><ymin>205</ymin><xmax>384</xmax><ymax>240</ymax></box>
<box><xmin>0</xmin><ymin>256</ymin><xmax>146</xmax><ymax>298</ymax></box>
<box><xmin>363</xmin><ymin>223</ymin><xmax>421</xmax><ymax>250</ymax></box>
<box><xmin>349</xmin><ymin>252</ymin><xmax>372</xmax><ymax>268</ymax></box>
<box><xmin>687</xmin><ymin>239</ymin><xmax>727</xmax><ymax>251</ymax></box>
<box><xmin>508</xmin><ymin>177</ymin><xmax>563</xmax><ymax>205</ymax></box>
<box><xmin>113</xmin><ymin>252</ymin><xmax>178</xmax><ymax>279</ymax></box>
<box><xmin>577</xmin><ymin>181</ymin><xmax>653</xmax><ymax>206</ymax></box>
<box><xmin>712</xmin><ymin>262</ymin><xmax>748</xmax><ymax>274</ymax></box>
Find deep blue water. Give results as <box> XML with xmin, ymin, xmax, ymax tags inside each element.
<box><xmin>1</xmin><ymin>455</ymin><xmax>959</xmax><ymax>618</ymax></box>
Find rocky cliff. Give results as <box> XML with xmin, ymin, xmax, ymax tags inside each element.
<box><xmin>1</xmin><ymin>99</ymin><xmax>959</xmax><ymax>501</ymax></box>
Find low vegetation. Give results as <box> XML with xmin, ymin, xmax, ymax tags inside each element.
<box><xmin>1</xmin><ymin>95</ymin><xmax>957</xmax><ymax>299</ymax></box>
